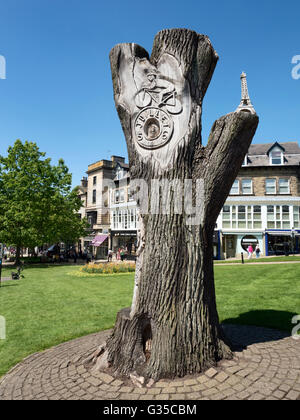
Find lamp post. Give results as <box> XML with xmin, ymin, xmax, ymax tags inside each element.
<box><xmin>291</xmin><ymin>227</ymin><xmax>296</xmax><ymax>256</ymax></box>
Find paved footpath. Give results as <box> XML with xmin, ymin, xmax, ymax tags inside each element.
<box><xmin>0</xmin><ymin>325</ymin><xmax>299</xmax><ymax>400</ymax></box>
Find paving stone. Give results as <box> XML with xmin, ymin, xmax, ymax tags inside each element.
<box><xmin>0</xmin><ymin>325</ymin><xmax>298</xmax><ymax>401</ymax></box>
<box><xmin>147</xmin><ymin>388</ymin><xmax>161</xmax><ymax>395</ymax></box>
<box><xmin>184</xmin><ymin>379</ymin><xmax>198</xmax><ymax>386</ymax></box>
<box><xmin>215</xmin><ymin>372</ymin><xmax>229</xmax><ymax>383</ymax></box>
<box><xmin>205</xmin><ymin>368</ymin><xmax>218</xmax><ymax>378</ymax></box>
<box><xmin>97</xmin><ymin>373</ymin><xmax>114</xmax><ymax>384</ymax></box>
<box><xmin>285</xmin><ymin>390</ymin><xmax>299</xmax><ymax>400</ymax></box>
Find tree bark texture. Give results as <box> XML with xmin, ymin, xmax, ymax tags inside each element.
<box><xmin>103</xmin><ymin>29</ymin><xmax>259</xmax><ymax>380</ymax></box>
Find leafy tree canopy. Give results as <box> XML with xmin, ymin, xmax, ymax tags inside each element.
<box><xmin>0</xmin><ymin>140</ymin><xmax>87</xmax><ymax>251</ymax></box>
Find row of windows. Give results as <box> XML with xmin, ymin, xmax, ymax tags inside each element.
<box><xmin>91</xmin><ymin>188</ymin><xmax>135</xmax><ymax>205</ymax></box>
<box><xmin>222</xmin><ymin>205</ymin><xmax>300</xmax><ymax>229</ymax></box>
<box><xmin>114</xmin><ymin>188</ymin><xmax>134</xmax><ymax>203</ymax></box>
<box><xmin>90</xmin><ymin>167</ymin><xmax>126</xmax><ymax>188</ymax></box>
<box><xmin>230</xmin><ymin>178</ymin><xmax>290</xmax><ymax>195</ymax></box>
<box><xmin>112</xmin><ymin>209</ymin><xmax>137</xmax><ymax>230</ymax></box>
<box><xmin>222</xmin><ymin>205</ymin><xmax>262</xmax><ymax>229</ymax></box>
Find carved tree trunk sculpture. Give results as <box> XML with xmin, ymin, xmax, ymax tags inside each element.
<box><xmin>97</xmin><ymin>29</ymin><xmax>258</xmax><ymax>381</ymax></box>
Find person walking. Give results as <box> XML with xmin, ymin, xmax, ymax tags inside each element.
<box><xmin>107</xmin><ymin>249</ymin><xmax>113</xmax><ymax>262</ymax></box>
<box><xmin>255</xmin><ymin>244</ymin><xmax>261</xmax><ymax>259</ymax></box>
<box><xmin>247</xmin><ymin>244</ymin><xmax>253</xmax><ymax>259</ymax></box>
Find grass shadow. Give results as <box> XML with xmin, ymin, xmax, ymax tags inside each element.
<box><xmin>0</xmin><ymin>283</ymin><xmax>20</xmax><ymax>288</ymax></box>
<box><xmin>221</xmin><ymin>310</ymin><xmax>295</xmax><ymax>351</ymax></box>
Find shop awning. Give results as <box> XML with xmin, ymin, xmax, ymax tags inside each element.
<box><xmin>266</xmin><ymin>231</ymin><xmax>300</xmax><ymax>237</ymax></box>
<box><xmin>91</xmin><ymin>235</ymin><xmax>108</xmax><ymax>247</ymax></box>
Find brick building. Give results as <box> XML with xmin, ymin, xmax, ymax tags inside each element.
<box><xmin>78</xmin><ymin>156</ymin><xmax>128</xmax><ymax>259</ymax></box>
<box><xmin>216</xmin><ymin>141</ymin><xmax>300</xmax><ymax>258</ymax></box>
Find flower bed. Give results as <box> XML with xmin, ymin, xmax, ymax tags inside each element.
<box><xmin>80</xmin><ymin>261</ymin><xmax>136</xmax><ymax>275</ymax></box>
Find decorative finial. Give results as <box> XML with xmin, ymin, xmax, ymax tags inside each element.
<box><xmin>235</xmin><ymin>72</ymin><xmax>256</xmax><ymax>115</ymax></box>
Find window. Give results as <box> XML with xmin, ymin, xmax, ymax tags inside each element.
<box><xmin>230</xmin><ymin>180</ymin><xmax>239</xmax><ymax>195</ymax></box>
<box><xmin>116</xmin><ymin>168</ymin><xmax>124</xmax><ymax>180</ymax></box>
<box><xmin>266</xmin><ymin>179</ymin><xmax>276</xmax><ymax>194</ymax></box>
<box><xmin>113</xmin><ymin>211</ymin><xmax>117</xmax><ymax>229</ymax></box>
<box><xmin>278</xmin><ymin>178</ymin><xmax>290</xmax><ymax>194</ymax></box>
<box><xmin>241</xmin><ymin>179</ymin><xmax>252</xmax><ymax>194</ymax></box>
<box><xmin>87</xmin><ymin>212</ymin><xmax>97</xmax><ymax>227</ymax></box>
<box><xmin>238</xmin><ymin>206</ymin><xmax>246</xmax><ymax>228</ymax></box>
<box><xmin>93</xmin><ymin>176</ymin><xmax>97</xmax><ymax>186</ymax></box>
<box><xmin>119</xmin><ymin>189</ymin><xmax>125</xmax><ymax>202</ymax></box>
<box><xmin>267</xmin><ymin>205</ymin><xmax>290</xmax><ymax>229</ymax></box>
<box><xmin>221</xmin><ymin>205</ymin><xmax>261</xmax><ymax>229</ymax></box>
<box><xmin>222</xmin><ymin>206</ymin><xmax>231</xmax><ymax>228</ymax></box>
<box><xmin>92</xmin><ymin>189</ymin><xmax>96</xmax><ymax>204</ymax></box>
<box><xmin>293</xmin><ymin>206</ymin><xmax>300</xmax><ymax>228</ymax></box>
<box><xmin>270</xmin><ymin>150</ymin><xmax>283</xmax><ymax>165</ymax></box>
<box><xmin>115</xmin><ymin>190</ymin><xmax>120</xmax><ymax>203</ymax></box>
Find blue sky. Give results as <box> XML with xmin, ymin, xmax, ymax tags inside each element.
<box><xmin>0</xmin><ymin>0</ymin><xmax>299</xmax><ymax>186</ymax></box>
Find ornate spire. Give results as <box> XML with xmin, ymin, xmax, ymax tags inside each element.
<box><xmin>235</xmin><ymin>72</ymin><xmax>256</xmax><ymax>115</ymax></box>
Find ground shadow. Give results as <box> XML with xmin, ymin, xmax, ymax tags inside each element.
<box><xmin>2</xmin><ymin>262</ymin><xmax>86</xmax><ymax>271</ymax></box>
<box><xmin>221</xmin><ymin>310</ymin><xmax>294</xmax><ymax>351</ymax></box>
<box><xmin>0</xmin><ymin>283</ymin><xmax>19</xmax><ymax>288</ymax></box>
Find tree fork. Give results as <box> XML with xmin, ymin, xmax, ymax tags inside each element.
<box><xmin>90</xmin><ymin>28</ymin><xmax>258</xmax><ymax>381</ymax></box>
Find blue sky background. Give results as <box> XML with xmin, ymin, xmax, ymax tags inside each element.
<box><xmin>0</xmin><ymin>0</ymin><xmax>299</xmax><ymax>186</ymax></box>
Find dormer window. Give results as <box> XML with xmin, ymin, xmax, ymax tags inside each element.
<box><xmin>270</xmin><ymin>150</ymin><xmax>283</xmax><ymax>165</ymax></box>
<box><xmin>267</xmin><ymin>143</ymin><xmax>285</xmax><ymax>165</ymax></box>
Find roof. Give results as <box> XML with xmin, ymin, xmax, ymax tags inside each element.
<box><xmin>245</xmin><ymin>142</ymin><xmax>300</xmax><ymax>167</ymax></box>
<box><xmin>116</xmin><ymin>161</ymin><xmax>129</xmax><ymax>169</ymax></box>
<box><xmin>248</xmin><ymin>142</ymin><xmax>300</xmax><ymax>155</ymax></box>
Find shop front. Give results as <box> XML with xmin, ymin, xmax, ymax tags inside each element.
<box><xmin>265</xmin><ymin>230</ymin><xmax>300</xmax><ymax>256</ymax></box>
<box><xmin>92</xmin><ymin>234</ymin><xmax>109</xmax><ymax>259</ymax></box>
<box><xmin>111</xmin><ymin>231</ymin><xmax>137</xmax><ymax>257</ymax></box>
<box><xmin>221</xmin><ymin>232</ymin><xmax>264</xmax><ymax>259</ymax></box>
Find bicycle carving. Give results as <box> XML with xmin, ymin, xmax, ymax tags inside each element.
<box><xmin>133</xmin><ymin>73</ymin><xmax>182</xmax><ymax>150</ymax></box>
<box><xmin>134</xmin><ymin>73</ymin><xmax>182</xmax><ymax>115</ymax></box>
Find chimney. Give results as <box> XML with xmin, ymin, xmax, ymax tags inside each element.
<box><xmin>111</xmin><ymin>156</ymin><xmax>125</xmax><ymax>163</ymax></box>
<box><xmin>81</xmin><ymin>176</ymin><xmax>88</xmax><ymax>187</ymax></box>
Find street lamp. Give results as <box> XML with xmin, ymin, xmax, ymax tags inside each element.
<box><xmin>291</xmin><ymin>227</ymin><xmax>296</xmax><ymax>256</ymax></box>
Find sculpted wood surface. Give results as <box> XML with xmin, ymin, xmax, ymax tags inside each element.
<box><xmin>91</xmin><ymin>28</ymin><xmax>259</xmax><ymax>381</ymax></box>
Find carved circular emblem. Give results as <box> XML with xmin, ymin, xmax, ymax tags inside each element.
<box><xmin>134</xmin><ymin>107</ymin><xmax>174</xmax><ymax>150</ymax></box>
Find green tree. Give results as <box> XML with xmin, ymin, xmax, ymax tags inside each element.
<box><xmin>0</xmin><ymin>140</ymin><xmax>87</xmax><ymax>264</ymax></box>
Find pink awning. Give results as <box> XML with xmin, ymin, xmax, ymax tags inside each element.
<box><xmin>91</xmin><ymin>235</ymin><xmax>108</xmax><ymax>247</ymax></box>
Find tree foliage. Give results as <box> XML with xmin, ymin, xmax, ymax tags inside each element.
<box><xmin>0</xmin><ymin>140</ymin><xmax>86</xmax><ymax>251</ymax></box>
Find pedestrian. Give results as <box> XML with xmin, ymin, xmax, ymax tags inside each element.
<box><xmin>247</xmin><ymin>244</ymin><xmax>253</xmax><ymax>259</ymax></box>
<box><xmin>255</xmin><ymin>244</ymin><xmax>260</xmax><ymax>258</ymax></box>
<box><xmin>107</xmin><ymin>249</ymin><xmax>113</xmax><ymax>262</ymax></box>
<box><xmin>120</xmin><ymin>249</ymin><xmax>125</xmax><ymax>262</ymax></box>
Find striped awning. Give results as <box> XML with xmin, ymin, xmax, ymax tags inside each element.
<box><xmin>91</xmin><ymin>235</ymin><xmax>108</xmax><ymax>247</ymax></box>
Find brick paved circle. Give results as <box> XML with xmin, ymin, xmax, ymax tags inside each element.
<box><xmin>0</xmin><ymin>325</ymin><xmax>299</xmax><ymax>400</ymax></box>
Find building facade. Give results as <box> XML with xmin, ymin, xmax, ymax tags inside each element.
<box><xmin>78</xmin><ymin>141</ymin><xmax>300</xmax><ymax>261</ymax></box>
<box><xmin>78</xmin><ymin>155</ymin><xmax>129</xmax><ymax>259</ymax></box>
<box><xmin>110</xmin><ymin>165</ymin><xmax>138</xmax><ymax>257</ymax></box>
<box><xmin>216</xmin><ymin>142</ymin><xmax>300</xmax><ymax>258</ymax></box>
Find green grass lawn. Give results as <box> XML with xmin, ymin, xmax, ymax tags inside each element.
<box><xmin>0</xmin><ymin>263</ymin><xmax>299</xmax><ymax>378</ymax></box>
<box><xmin>214</xmin><ymin>255</ymin><xmax>300</xmax><ymax>264</ymax></box>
